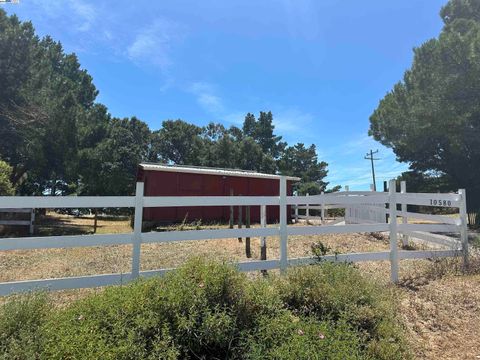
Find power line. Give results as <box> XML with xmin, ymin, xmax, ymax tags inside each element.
<box><xmin>364</xmin><ymin>149</ymin><xmax>380</xmax><ymax>191</ymax></box>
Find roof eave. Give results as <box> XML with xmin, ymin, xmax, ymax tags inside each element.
<box><xmin>138</xmin><ymin>163</ymin><xmax>301</xmax><ymax>181</ymax></box>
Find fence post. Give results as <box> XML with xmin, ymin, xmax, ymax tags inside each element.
<box><xmin>229</xmin><ymin>188</ymin><xmax>234</xmax><ymax>229</ymax></box>
<box><xmin>238</xmin><ymin>201</ymin><xmax>243</xmax><ymax>242</ymax></box>
<box><xmin>279</xmin><ymin>176</ymin><xmax>288</xmax><ymax>273</ymax></box>
<box><xmin>384</xmin><ymin>181</ymin><xmax>389</xmax><ymax>224</ymax></box>
<box><xmin>321</xmin><ymin>191</ymin><xmax>325</xmax><ymax>225</ymax></box>
<box><xmin>93</xmin><ymin>209</ymin><xmax>98</xmax><ymax>234</ymax></box>
<box><xmin>260</xmin><ymin>204</ymin><xmax>267</xmax><ymax>275</ymax></box>
<box><xmin>29</xmin><ymin>209</ymin><xmax>35</xmax><ymax>235</ymax></box>
<box><xmin>245</xmin><ymin>206</ymin><xmax>251</xmax><ymax>258</ymax></box>
<box><xmin>459</xmin><ymin>189</ymin><xmax>469</xmax><ymax>269</ymax></box>
<box><xmin>306</xmin><ymin>193</ymin><xmax>310</xmax><ymax>223</ymax></box>
<box><xmin>400</xmin><ymin>181</ymin><xmax>408</xmax><ymax>247</ymax></box>
<box><xmin>344</xmin><ymin>185</ymin><xmax>350</xmax><ymax>223</ymax></box>
<box><xmin>260</xmin><ymin>205</ymin><xmax>267</xmax><ymax>259</ymax></box>
<box><xmin>294</xmin><ymin>195</ymin><xmax>299</xmax><ymax>223</ymax></box>
<box><xmin>131</xmin><ymin>181</ymin><xmax>144</xmax><ymax>279</ymax></box>
<box><xmin>388</xmin><ymin>179</ymin><xmax>399</xmax><ymax>283</ymax></box>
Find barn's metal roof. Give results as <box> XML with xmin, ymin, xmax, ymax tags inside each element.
<box><xmin>139</xmin><ymin>163</ymin><xmax>300</xmax><ymax>181</ymax></box>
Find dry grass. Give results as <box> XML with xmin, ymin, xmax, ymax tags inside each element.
<box><xmin>1</xmin><ymin>213</ymin><xmax>480</xmax><ymax>358</ymax></box>
<box><xmin>400</xmin><ymin>273</ymin><xmax>480</xmax><ymax>359</ymax></box>
<box><xmin>37</xmin><ymin>212</ymin><xmax>133</xmax><ymax>235</ymax></box>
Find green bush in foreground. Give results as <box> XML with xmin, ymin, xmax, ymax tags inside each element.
<box><xmin>0</xmin><ymin>259</ymin><xmax>411</xmax><ymax>359</ymax></box>
<box><xmin>242</xmin><ymin>312</ymin><xmax>362</xmax><ymax>360</ymax></box>
<box><xmin>0</xmin><ymin>292</ymin><xmax>50</xmax><ymax>359</ymax></box>
<box><xmin>278</xmin><ymin>263</ymin><xmax>409</xmax><ymax>360</ymax></box>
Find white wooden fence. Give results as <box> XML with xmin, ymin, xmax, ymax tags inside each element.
<box><xmin>0</xmin><ymin>179</ymin><xmax>468</xmax><ymax>296</ymax></box>
<box><xmin>293</xmin><ymin>186</ymin><xmax>351</xmax><ymax>224</ymax></box>
<box><xmin>0</xmin><ymin>208</ymin><xmax>35</xmax><ymax>234</ymax></box>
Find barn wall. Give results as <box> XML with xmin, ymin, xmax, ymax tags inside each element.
<box><xmin>141</xmin><ymin>170</ymin><xmax>294</xmax><ymax>224</ymax></box>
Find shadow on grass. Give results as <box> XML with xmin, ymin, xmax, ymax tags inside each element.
<box><xmin>41</xmin><ymin>214</ymin><xmax>128</xmax><ymax>224</ymax></box>
<box><xmin>31</xmin><ymin>214</ymin><xmax>92</xmax><ymax>236</ymax></box>
<box><xmin>36</xmin><ymin>224</ymin><xmax>94</xmax><ymax>237</ymax></box>
<box><xmin>37</xmin><ymin>214</ymin><xmax>132</xmax><ymax>236</ymax></box>
<box><xmin>0</xmin><ymin>224</ymin><xmax>93</xmax><ymax>238</ymax></box>
<box><xmin>1</xmin><ymin>212</ymin><xmax>132</xmax><ymax>238</ymax></box>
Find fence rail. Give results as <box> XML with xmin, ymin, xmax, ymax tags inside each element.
<box><xmin>0</xmin><ymin>207</ymin><xmax>35</xmax><ymax>235</ymax></box>
<box><xmin>0</xmin><ymin>179</ymin><xmax>468</xmax><ymax>296</ymax></box>
<box><xmin>0</xmin><ymin>196</ymin><xmax>135</xmax><ymax>209</ymax></box>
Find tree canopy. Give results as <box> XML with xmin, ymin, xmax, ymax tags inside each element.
<box><xmin>278</xmin><ymin>143</ymin><xmax>329</xmax><ymax>194</ymax></box>
<box><xmin>369</xmin><ymin>0</ymin><xmax>480</xmax><ymax>210</ymax></box>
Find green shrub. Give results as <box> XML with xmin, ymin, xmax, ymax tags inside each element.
<box><xmin>278</xmin><ymin>262</ymin><xmax>411</xmax><ymax>359</ymax></box>
<box><xmin>154</xmin><ymin>258</ymin><xmax>245</xmax><ymax>358</ymax></box>
<box><xmin>0</xmin><ymin>258</ymin><xmax>412</xmax><ymax>359</ymax></box>
<box><xmin>42</xmin><ymin>279</ymin><xmax>179</xmax><ymax>359</ymax></box>
<box><xmin>236</xmin><ymin>277</ymin><xmax>284</xmax><ymax>328</ymax></box>
<box><xmin>242</xmin><ymin>311</ymin><xmax>362</xmax><ymax>360</ymax></box>
<box><xmin>311</xmin><ymin>240</ymin><xmax>332</xmax><ymax>259</ymax></box>
<box><xmin>43</xmin><ymin>258</ymin><xmax>246</xmax><ymax>359</ymax></box>
<box><xmin>279</xmin><ymin>263</ymin><xmax>378</xmax><ymax>319</ymax></box>
<box><xmin>0</xmin><ymin>292</ymin><xmax>49</xmax><ymax>359</ymax></box>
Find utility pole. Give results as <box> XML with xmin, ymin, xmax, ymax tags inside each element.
<box><xmin>364</xmin><ymin>149</ymin><xmax>380</xmax><ymax>191</ymax></box>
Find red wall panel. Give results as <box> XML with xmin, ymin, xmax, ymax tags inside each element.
<box><xmin>142</xmin><ymin>170</ymin><xmax>294</xmax><ymax>224</ymax></box>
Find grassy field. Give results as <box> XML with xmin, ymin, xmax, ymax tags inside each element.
<box><xmin>1</xmin><ymin>212</ymin><xmax>479</xmax><ymax>359</ymax></box>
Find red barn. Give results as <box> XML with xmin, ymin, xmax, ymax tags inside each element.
<box><xmin>137</xmin><ymin>163</ymin><xmax>299</xmax><ymax>225</ymax></box>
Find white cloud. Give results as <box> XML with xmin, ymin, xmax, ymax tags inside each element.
<box><xmin>30</xmin><ymin>0</ymin><xmax>97</xmax><ymax>32</ymax></box>
<box><xmin>25</xmin><ymin>2</ymin><xmax>184</xmax><ymax>70</ymax></box>
<box><xmin>341</xmin><ymin>135</ymin><xmax>375</xmax><ymax>155</ymax></box>
<box><xmin>127</xmin><ymin>19</ymin><xmax>183</xmax><ymax>70</ymax></box>
<box><xmin>223</xmin><ymin>111</ymin><xmax>248</xmax><ymax>125</ymax></box>
<box><xmin>30</xmin><ymin>0</ymin><xmax>63</xmax><ymax>16</ymax></box>
<box><xmin>69</xmin><ymin>0</ymin><xmax>96</xmax><ymax>32</ymax></box>
<box><xmin>188</xmin><ymin>82</ymin><xmax>225</xmax><ymax>114</ymax></box>
<box><xmin>273</xmin><ymin>108</ymin><xmax>314</xmax><ymax>135</ymax></box>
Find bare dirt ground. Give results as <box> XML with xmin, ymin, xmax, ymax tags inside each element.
<box><xmin>1</xmin><ymin>212</ymin><xmax>479</xmax><ymax>359</ymax></box>
<box><xmin>400</xmin><ymin>273</ymin><xmax>480</xmax><ymax>359</ymax></box>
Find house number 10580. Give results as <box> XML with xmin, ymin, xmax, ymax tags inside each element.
<box><xmin>430</xmin><ymin>199</ymin><xmax>452</xmax><ymax>207</ymax></box>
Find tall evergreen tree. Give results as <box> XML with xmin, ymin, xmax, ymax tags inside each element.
<box><xmin>242</xmin><ymin>113</ymin><xmax>256</xmax><ymax>137</ymax></box>
<box><xmin>240</xmin><ymin>111</ymin><xmax>285</xmax><ymax>159</ymax></box>
<box><xmin>278</xmin><ymin>143</ymin><xmax>329</xmax><ymax>194</ymax></box>
<box><xmin>0</xmin><ymin>10</ymin><xmax>98</xmax><ymax>194</ymax></box>
<box><xmin>369</xmin><ymin>0</ymin><xmax>480</xmax><ymax>210</ymax></box>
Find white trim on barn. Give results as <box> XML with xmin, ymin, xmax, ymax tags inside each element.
<box><xmin>139</xmin><ymin>163</ymin><xmax>301</xmax><ymax>181</ymax></box>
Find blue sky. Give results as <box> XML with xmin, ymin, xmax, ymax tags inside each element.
<box><xmin>3</xmin><ymin>0</ymin><xmax>446</xmax><ymax>189</ymax></box>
